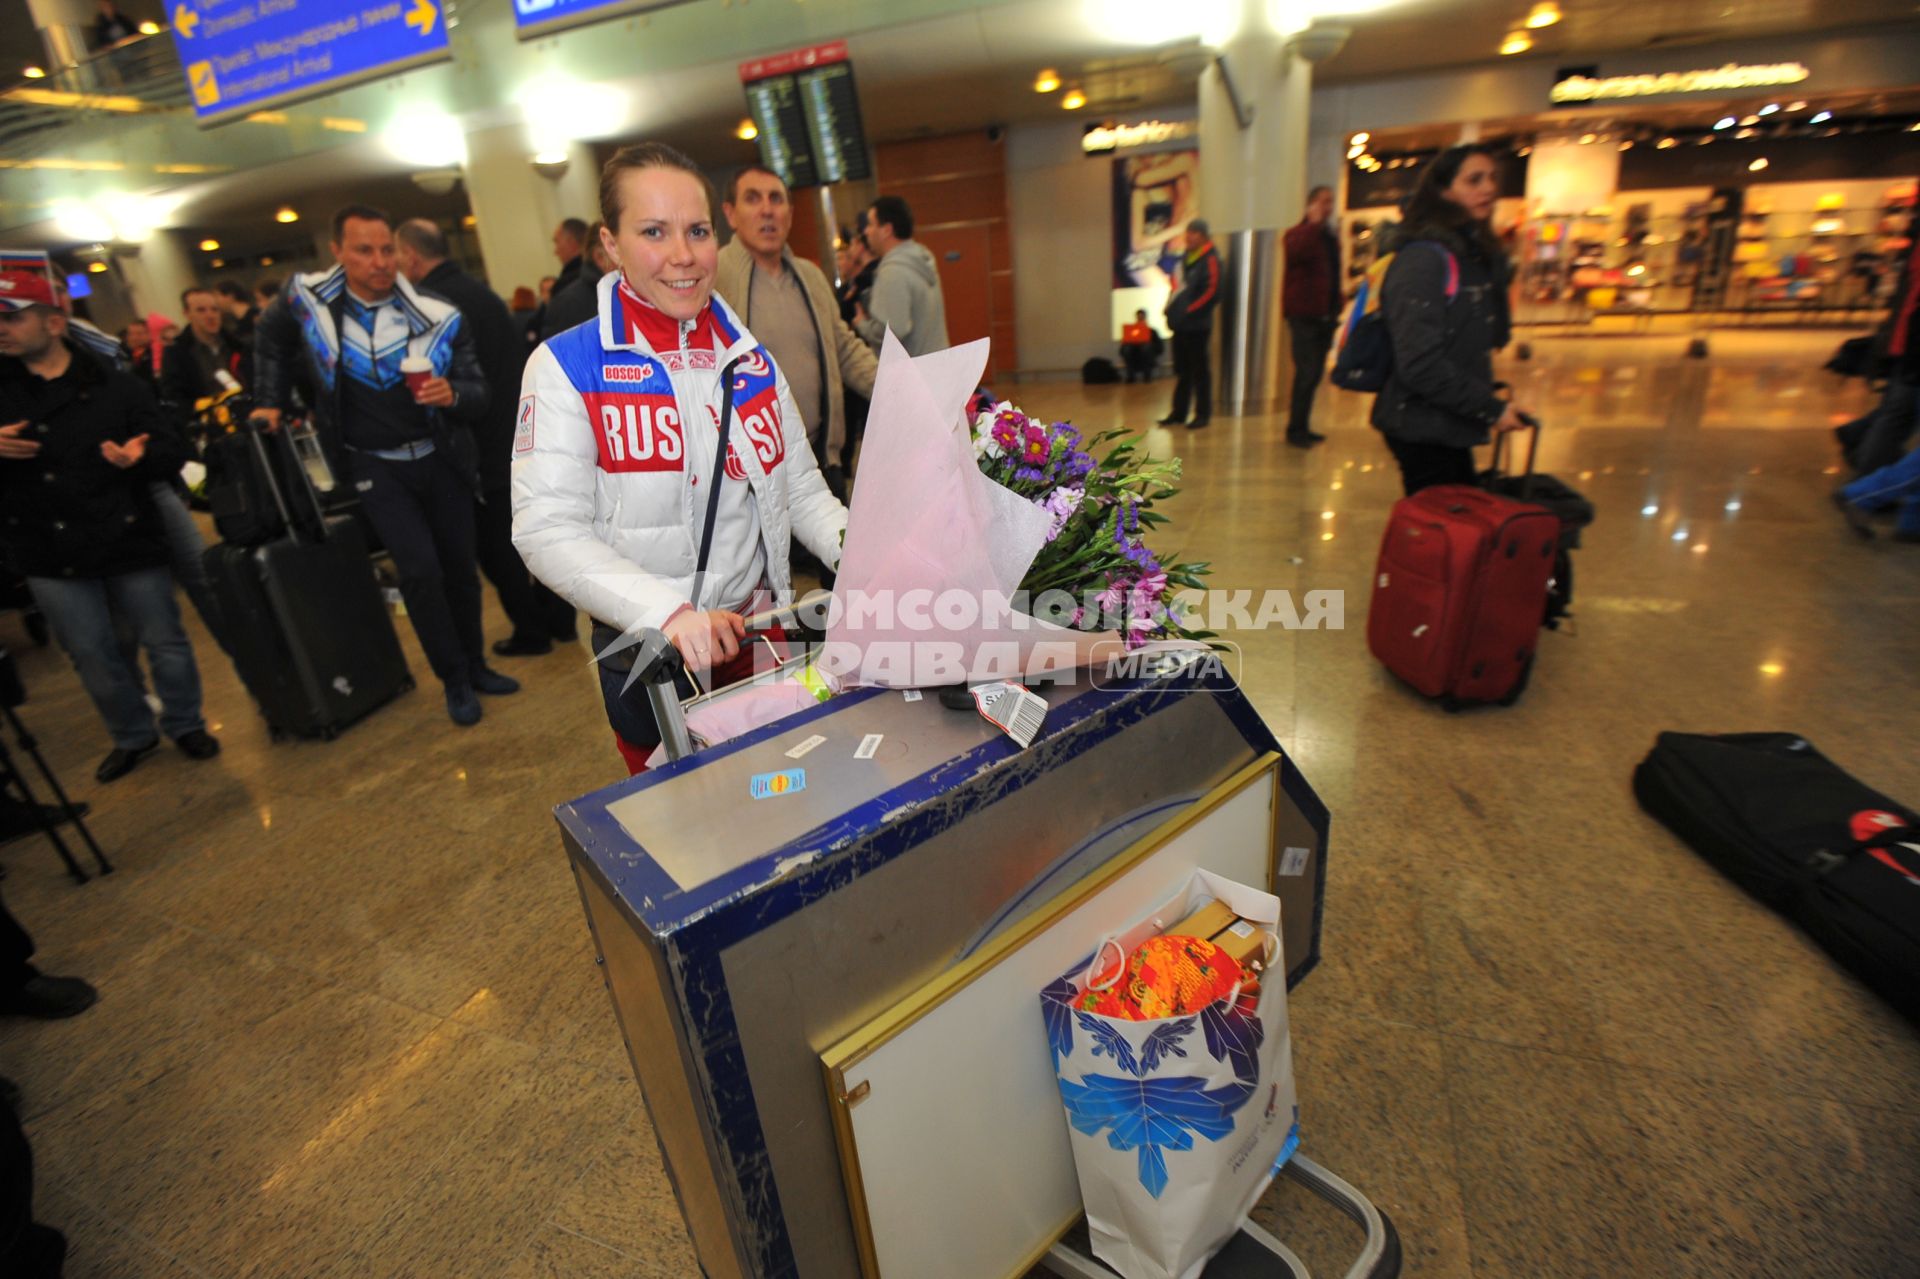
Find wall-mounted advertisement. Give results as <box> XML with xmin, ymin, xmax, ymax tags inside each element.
<box><xmin>1111</xmin><ymin>149</ymin><xmax>1199</xmax><ymax>339</ymax></box>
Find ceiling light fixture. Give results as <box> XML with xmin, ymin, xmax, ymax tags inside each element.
<box><xmin>1748</xmin><ymin>157</ymin><xmax>1769</xmax><ymax>171</ymax></box>
<box><xmin>137</xmin><ymin>20</ymin><xmax>160</xmax><ymax>35</ymax></box>
<box><xmin>199</xmin><ymin>238</ymin><xmax>220</xmax><ymax>251</ymax></box>
<box><xmin>1061</xmin><ymin>87</ymin><xmax>1088</xmax><ymax>110</ymax></box>
<box><xmin>734</xmin><ymin>118</ymin><xmax>758</xmax><ymax>141</ymax></box>
<box><xmin>1350</xmin><ymin>131</ymin><xmax>1370</xmax><ymax>146</ymax></box>
<box><xmin>1787</xmin><ymin>100</ymin><xmax>1807</xmax><ymax>111</ymax></box>
<box><xmin>1033</xmin><ymin>68</ymin><xmax>1061</xmax><ymax>94</ymax></box>
<box><xmin>210</xmin><ymin>258</ymin><xmax>224</xmax><ymax>268</ymax></box>
<box><xmin>1758</xmin><ymin>103</ymin><xmax>1779</xmax><ymax>115</ymax></box>
<box><xmin>1810</xmin><ymin>110</ymin><xmax>1832</xmax><ymax>123</ymax></box>
<box><xmin>87</xmin><ymin>261</ymin><xmax>107</xmax><ymax>273</ymax></box>
<box><xmin>1579</xmin><ymin>132</ymin><xmax>1596</xmax><ymax>144</ymax></box>
<box><xmin>274</xmin><ymin>207</ymin><xmax>298</xmax><ymax>224</ymax></box>
<box><xmin>22</xmin><ymin>66</ymin><xmax>45</xmax><ymax>79</ymax></box>
<box><xmin>1619</xmin><ymin>140</ymin><xmax>1633</xmax><ymax>150</ymax></box>
<box><xmin>1714</xmin><ymin>117</ymin><xmax>1735</xmax><ymax>130</ymax></box>
<box><xmin>1739</xmin><ymin>114</ymin><xmax>1759</xmax><ymax>126</ymax></box>
<box><xmin>1525</xmin><ymin>2</ymin><xmax>1561</xmax><ymax>28</ymax></box>
<box><xmin>1657</xmin><ymin>137</ymin><xmax>1678</xmax><ymax>149</ymax></box>
<box><xmin>1737</xmin><ymin>128</ymin><xmax>1755</xmax><ymax>139</ymax></box>
<box><xmin>1499</xmin><ymin>31</ymin><xmax>1532</xmax><ymax>55</ymax></box>
<box><xmin>260</xmin><ymin>255</ymin><xmax>274</xmax><ymax>266</ymax></box>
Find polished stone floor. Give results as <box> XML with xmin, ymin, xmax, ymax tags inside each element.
<box><xmin>1</xmin><ymin>328</ymin><xmax>1915</xmax><ymax>1278</ymax></box>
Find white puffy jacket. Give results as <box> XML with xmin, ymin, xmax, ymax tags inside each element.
<box><xmin>511</xmin><ymin>273</ymin><xmax>847</xmax><ymax>634</ymax></box>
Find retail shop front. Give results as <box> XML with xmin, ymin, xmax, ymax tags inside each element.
<box><xmin>1314</xmin><ymin>25</ymin><xmax>1920</xmax><ymax>330</ymax></box>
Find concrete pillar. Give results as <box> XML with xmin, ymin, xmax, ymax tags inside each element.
<box><xmin>1198</xmin><ymin>5</ymin><xmax>1312</xmax><ymax>415</ymax></box>
<box><xmin>25</xmin><ymin>0</ymin><xmax>91</xmax><ymax>73</ymax></box>
<box><xmin>116</xmin><ymin>230</ymin><xmax>200</xmax><ymax>326</ymax></box>
<box><xmin>462</xmin><ymin>126</ymin><xmax>599</xmax><ymax>298</ymax></box>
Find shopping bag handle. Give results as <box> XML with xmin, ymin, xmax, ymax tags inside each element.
<box><xmin>1085</xmin><ymin>937</ymin><xmax>1126</xmax><ymax>991</ymax></box>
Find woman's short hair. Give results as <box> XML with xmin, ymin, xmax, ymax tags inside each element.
<box><xmin>599</xmin><ymin>142</ymin><xmax>715</xmax><ymax>230</ymax></box>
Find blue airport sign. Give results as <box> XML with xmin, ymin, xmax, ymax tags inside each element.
<box><xmin>169</xmin><ymin>0</ymin><xmax>452</xmax><ymax>124</ymax></box>
<box><xmin>512</xmin><ymin>0</ymin><xmax>697</xmax><ymax>41</ymax></box>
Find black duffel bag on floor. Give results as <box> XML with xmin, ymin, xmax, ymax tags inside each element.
<box><xmin>1633</xmin><ymin>731</ymin><xmax>1920</xmax><ymax>1024</ymax></box>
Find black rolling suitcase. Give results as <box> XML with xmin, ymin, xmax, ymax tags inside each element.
<box><xmin>202</xmin><ymin>423</ymin><xmax>412</xmax><ymax>740</ymax></box>
<box><xmin>1633</xmin><ymin>731</ymin><xmax>1920</xmax><ymax>1024</ymax></box>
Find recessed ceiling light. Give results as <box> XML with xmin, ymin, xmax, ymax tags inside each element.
<box><xmin>1657</xmin><ymin>137</ymin><xmax>1678</xmax><ymax>149</ymax></box>
<box><xmin>1350</xmin><ymin>131</ymin><xmax>1370</xmax><ymax>145</ymax></box>
<box><xmin>274</xmin><ymin>207</ymin><xmax>299</xmax><ymax>224</ymax></box>
<box><xmin>1737</xmin><ymin>128</ymin><xmax>1756</xmax><ymax>139</ymax></box>
<box><xmin>1740</xmin><ymin>114</ymin><xmax>1760</xmax><ymax>126</ymax></box>
<box><xmin>1714</xmin><ymin>117</ymin><xmax>1735</xmax><ymax>130</ymax></box>
<box><xmin>1758</xmin><ymin>103</ymin><xmax>1779</xmax><ymax>116</ymax></box>
<box><xmin>1579</xmin><ymin>132</ymin><xmax>1597</xmax><ymax>144</ymax></box>
<box><xmin>137</xmin><ymin>20</ymin><xmax>160</xmax><ymax>35</ymax></box>
<box><xmin>1033</xmin><ymin>68</ymin><xmax>1061</xmax><ymax>94</ymax></box>
<box><xmin>198</xmin><ymin>238</ymin><xmax>220</xmax><ymax>251</ymax></box>
<box><xmin>1810</xmin><ymin>110</ymin><xmax>1832</xmax><ymax>123</ymax></box>
<box><xmin>1525</xmin><ymin>2</ymin><xmax>1561</xmax><ymax>28</ymax></box>
<box><xmin>210</xmin><ymin>258</ymin><xmax>224</xmax><ymax>268</ymax></box>
<box><xmin>1500</xmin><ymin>31</ymin><xmax>1532</xmax><ymax>55</ymax></box>
<box><xmin>87</xmin><ymin>261</ymin><xmax>107</xmax><ymax>273</ymax></box>
<box><xmin>1061</xmin><ymin>87</ymin><xmax>1087</xmax><ymax>110</ymax></box>
<box><xmin>22</xmin><ymin>66</ymin><xmax>45</xmax><ymax>79</ymax></box>
<box><xmin>734</xmin><ymin>118</ymin><xmax>758</xmax><ymax>141</ymax></box>
<box><xmin>1787</xmin><ymin>101</ymin><xmax>1807</xmax><ymax>111</ymax></box>
<box><xmin>1748</xmin><ymin>157</ymin><xmax>1769</xmax><ymax>171</ymax></box>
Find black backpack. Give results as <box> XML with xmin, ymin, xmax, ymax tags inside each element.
<box><xmin>1330</xmin><ymin>241</ymin><xmax>1457</xmax><ymax>394</ymax></box>
<box><xmin>1081</xmin><ymin>357</ymin><xmax>1120</xmax><ymax>385</ymax></box>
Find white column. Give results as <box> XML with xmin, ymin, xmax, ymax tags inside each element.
<box><xmin>462</xmin><ymin>126</ymin><xmax>599</xmax><ymax>298</ymax></box>
<box><xmin>1199</xmin><ymin>9</ymin><xmax>1312</xmax><ymax>414</ymax></box>
<box><xmin>116</xmin><ymin>230</ymin><xmax>200</xmax><ymax>326</ymax></box>
<box><xmin>25</xmin><ymin>0</ymin><xmax>91</xmax><ymax>72</ymax></box>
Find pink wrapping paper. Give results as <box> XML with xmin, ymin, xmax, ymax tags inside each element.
<box><xmin>818</xmin><ymin>334</ymin><xmax>1123</xmax><ymax>688</ymax></box>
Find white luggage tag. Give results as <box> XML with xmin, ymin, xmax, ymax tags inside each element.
<box><xmin>970</xmin><ymin>681</ymin><xmax>1047</xmax><ymax>748</ymax></box>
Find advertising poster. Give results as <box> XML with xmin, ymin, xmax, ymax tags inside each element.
<box><xmin>1111</xmin><ymin>149</ymin><xmax>1199</xmax><ymax>339</ymax></box>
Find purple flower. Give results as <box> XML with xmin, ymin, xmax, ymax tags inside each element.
<box><xmin>1040</xmin><ymin>485</ymin><xmax>1085</xmax><ymax>542</ymax></box>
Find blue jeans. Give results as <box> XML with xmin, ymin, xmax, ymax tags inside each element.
<box><xmin>1842</xmin><ymin>440</ymin><xmax>1920</xmax><ymax>536</ymax></box>
<box><xmin>27</xmin><ymin>567</ymin><xmax>206</xmax><ymax>750</ymax></box>
<box><xmin>149</xmin><ymin>481</ymin><xmax>227</xmax><ymax>651</ymax></box>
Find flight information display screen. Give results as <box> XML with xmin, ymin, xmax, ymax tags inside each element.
<box><xmin>740</xmin><ymin>41</ymin><xmax>873</xmax><ymax>190</ymax></box>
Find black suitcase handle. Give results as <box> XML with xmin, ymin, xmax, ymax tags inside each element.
<box><xmin>1489</xmin><ymin>416</ymin><xmax>1541</xmax><ymax>486</ymax></box>
<box><xmin>244</xmin><ymin>415</ymin><xmax>329</xmax><ymax>545</ymax></box>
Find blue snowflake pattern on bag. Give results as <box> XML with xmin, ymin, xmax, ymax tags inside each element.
<box><xmin>1052</xmin><ymin>1011</ymin><xmax>1265</xmax><ymax>1198</ymax></box>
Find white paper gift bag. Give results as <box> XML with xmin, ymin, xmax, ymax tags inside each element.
<box><xmin>1038</xmin><ymin>869</ymin><xmax>1299</xmax><ymax>1279</ymax></box>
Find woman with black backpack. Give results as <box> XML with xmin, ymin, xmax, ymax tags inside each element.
<box><xmin>1371</xmin><ymin>144</ymin><xmax>1533</xmax><ymax>495</ymax></box>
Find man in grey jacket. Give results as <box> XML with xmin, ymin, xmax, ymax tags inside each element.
<box><xmin>854</xmin><ymin>196</ymin><xmax>950</xmax><ymax>357</ymax></box>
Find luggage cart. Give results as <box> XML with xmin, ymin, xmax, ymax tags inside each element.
<box><xmin>616</xmin><ymin>623</ymin><xmax>1401</xmax><ymax>1279</ymax></box>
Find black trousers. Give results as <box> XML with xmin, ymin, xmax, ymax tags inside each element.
<box><xmin>1385</xmin><ymin>437</ymin><xmax>1477</xmax><ymax>496</ymax></box>
<box><xmin>1168</xmin><ymin>330</ymin><xmax>1212</xmax><ymax>422</ymax></box>
<box><xmin>1120</xmin><ymin>345</ymin><xmax>1155</xmax><ymax>383</ymax></box>
<box><xmin>1287</xmin><ymin>318</ymin><xmax>1337</xmax><ymax>437</ymax></box>
<box><xmin>474</xmin><ymin>489</ymin><xmax>575</xmax><ymax>643</ymax></box>
<box><xmin>0</xmin><ymin>887</ymin><xmax>33</xmax><ymax>993</ymax></box>
<box><xmin>348</xmin><ymin>450</ymin><xmax>485</xmax><ymax>686</ymax></box>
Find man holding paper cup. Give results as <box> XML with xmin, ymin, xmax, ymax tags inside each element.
<box><xmin>253</xmin><ymin>205</ymin><xmax>519</xmax><ymax>727</ymax></box>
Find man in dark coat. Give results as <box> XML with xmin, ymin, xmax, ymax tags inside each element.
<box><xmin>0</xmin><ymin>270</ymin><xmax>219</xmax><ymax>782</ymax></box>
<box><xmin>396</xmin><ymin>218</ymin><xmax>577</xmax><ymax>656</ymax></box>
<box><xmin>1280</xmin><ymin>186</ymin><xmax>1341</xmax><ymax>448</ymax></box>
<box><xmin>1158</xmin><ymin>219</ymin><xmax>1222</xmax><ymax>430</ymax></box>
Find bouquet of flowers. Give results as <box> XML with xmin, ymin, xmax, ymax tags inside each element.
<box><xmin>969</xmin><ymin>400</ymin><xmax>1212</xmax><ymax>649</ymax></box>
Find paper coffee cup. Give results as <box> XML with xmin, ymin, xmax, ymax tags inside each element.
<box><xmin>401</xmin><ymin>356</ymin><xmax>433</xmax><ymax>396</ymax></box>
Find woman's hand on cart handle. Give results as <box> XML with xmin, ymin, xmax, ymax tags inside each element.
<box><xmin>249</xmin><ymin>408</ymin><xmax>283</xmax><ymax>433</ymax></box>
<box><xmin>664</xmin><ymin>608</ymin><xmax>746</xmax><ymax>672</ymax></box>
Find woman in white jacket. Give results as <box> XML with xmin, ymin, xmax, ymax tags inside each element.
<box><xmin>513</xmin><ymin>142</ymin><xmax>848</xmax><ymax>771</ymax></box>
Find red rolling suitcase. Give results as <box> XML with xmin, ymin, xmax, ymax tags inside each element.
<box><xmin>1367</xmin><ymin>453</ymin><xmax>1559</xmax><ymax>708</ymax></box>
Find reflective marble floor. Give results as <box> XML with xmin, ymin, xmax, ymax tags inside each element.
<box><xmin>1</xmin><ymin>328</ymin><xmax>1915</xmax><ymax>1278</ymax></box>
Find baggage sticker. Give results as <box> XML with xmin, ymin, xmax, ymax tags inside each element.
<box><xmin>902</xmin><ymin>689</ymin><xmax>923</xmax><ymax>702</ymax></box>
<box><xmin>1280</xmin><ymin>846</ymin><xmax>1311</xmax><ymax>876</ymax></box>
<box><xmin>514</xmin><ymin>395</ymin><xmax>536</xmax><ymax>455</ymax></box>
<box><xmin>971</xmin><ymin>682</ymin><xmax>1046</xmax><ymax>748</ymax></box>
<box><xmin>855</xmin><ymin>733</ymin><xmax>883</xmax><ymax>760</ymax></box>
<box><xmin>749</xmin><ymin>769</ymin><xmax>806</xmax><ymax>799</ymax></box>
<box><xmin>784</xmin><ymin>734</ymin><xmax>826</xmax><ymax>760</ymax></box>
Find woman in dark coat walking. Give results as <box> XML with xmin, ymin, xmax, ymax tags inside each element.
<box><xmin>1371</xmin><ymin>144</ymin><xmax>1532</xmax><ymax>495</ymax></box>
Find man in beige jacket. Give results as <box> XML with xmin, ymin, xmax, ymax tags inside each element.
<box><xmin>716</xmin><ymin>166</ymin><xmax>878</xmax><ymax>495</ymax></box>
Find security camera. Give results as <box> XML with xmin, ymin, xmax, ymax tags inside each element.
<box><xmin>1289</xmin><ymin>23</ymin><xmax>1350</xmax><ymax>66</ymax></box>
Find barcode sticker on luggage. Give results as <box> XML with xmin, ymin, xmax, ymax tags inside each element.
<box><xmin>902</xmin><ymin>690</ymin><xmax>922</xmax><ymax>702</ymax></box>
<box><xmin>855</xmin><ymin>734</ymin><xmax>883</xmax><ymax>759</ymax></box>
<box><xmin>785</xmin><ymin>734</ymin><xmax>826</xmax><ymax>760</ymax></box>
<box><xmin>971</xmin><ymin>682</ymin><xmax>1047</xmax><ymax>749</ymax></box>
<box><xmin>1227</xmin><ymin>919</ymin><xmax>1257</xmax><ymax>938</ymax></box>
<box><xmin>1280</xmin><ymin>846</ymin><xmax>1311</xmax><ymax>876</ymax></box>
<box><xmin>1378</xmin><ymin>573</ymin><xmax>1389</xmax><ymax>588</ymax></box>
